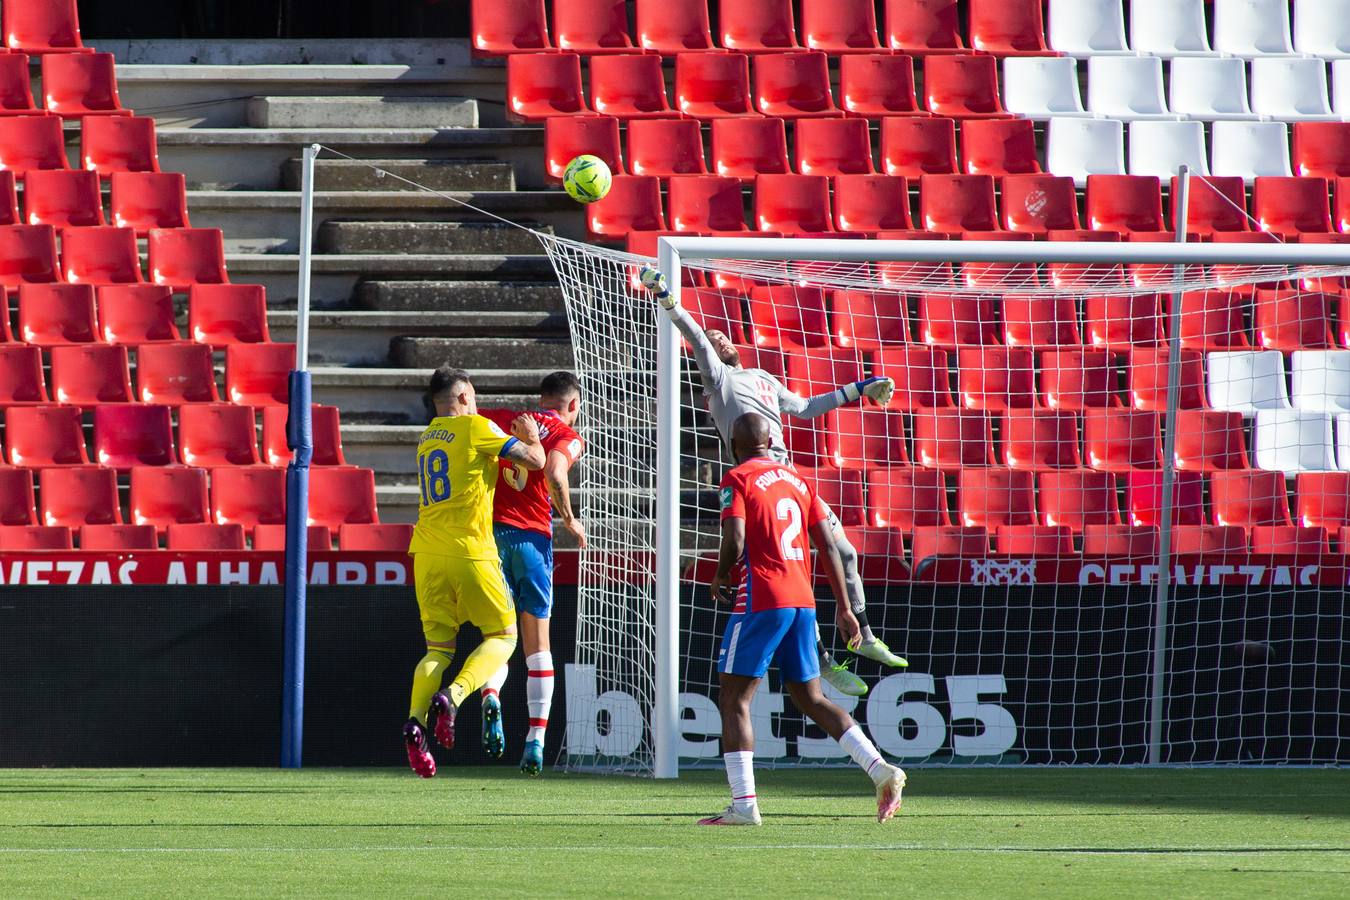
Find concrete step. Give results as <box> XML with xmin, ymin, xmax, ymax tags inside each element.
<box><xmin>281</xmin><ymin>158</ymin><xmax>514</xmax><ymax>191</ymax></box>
<box><xmin>390</xmin><ymin>336</ymin><xmax>575</xmax><ymax>369</ymax></box>
<box><xmin>353</xmin><ymin>280</ymin><xmax>563</xmax><ymax>312</ymax></box>
<box><xmin>247</xmin><ymin>96</ymin><xmax>477</xmax><ymax>129</ymax></box>
<box><xmin>316</xmin><ymin>220</ymin><xmax>548</xmax><ymax>255</ymax></box>
<box><xmin>312</xmin><ymin>365</ymin><xmax>550</xmax><ymax>424</ymax></box>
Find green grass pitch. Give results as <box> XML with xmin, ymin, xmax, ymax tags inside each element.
<box><xmin>2</xmin><ymin>767</ymin><xmax>1347</xmax><ymax>898</ymax></box>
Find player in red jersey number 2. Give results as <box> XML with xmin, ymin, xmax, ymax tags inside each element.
<box><xmin>701</xmin><ymin>413</ymin><xmax>906</xmax><ymax>826</ymax></box>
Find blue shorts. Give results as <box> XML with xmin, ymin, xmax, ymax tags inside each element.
<box><xmin>717</xmin><ymin>607</ymin><xmax>820</xmax><ymax>683</ymax></box>
<box><xmin>494</xmin><ymin>524</ymin><xmax>554</xmax><ymax>619</ymax></box>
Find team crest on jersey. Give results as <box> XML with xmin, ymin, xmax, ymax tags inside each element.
<box><xmin>719</xmin><ymin>487</ymin><xmax>733</xmax><ymax>510</ymax></box>
<box><xmin>486</xmin><ymin>419</ymin><xmax>507</xmax><ymax>438</ymax></box>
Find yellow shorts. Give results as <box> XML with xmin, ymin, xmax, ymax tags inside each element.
<box><xmin>412</xmin><ymin>553</ymin><xmax>516</xmax><ymax>645</ymax></box>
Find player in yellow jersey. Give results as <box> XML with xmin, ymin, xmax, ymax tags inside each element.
<box><xmin>403</xmin><ymin>366</ymin><xmax>546</xmax><ymax>778</ymax></box>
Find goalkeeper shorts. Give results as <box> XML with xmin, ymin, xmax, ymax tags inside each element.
<box><xmin>718</xmin><ymin>607</ymin><xmax>820</xmax><ymax>683</ymax></box>
<box><xmin>494</xmin><ymin>524</ymin><xmax>554</xmax><ymax>619</ymax></box>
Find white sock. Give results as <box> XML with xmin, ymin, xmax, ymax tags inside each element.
<box><xmin>481</xmin><ymin>663</ymin><xmax>508</xmax><ymax>700</ymax></box>
<box><xmin>525</xmin><ymin>651</ymin><xmax>554</xmax><ymax>744</ymax></box>
<box><xmin>723</xmin><ymin>750</ymin><xmax>757</xmax><ymax>811</ymax></box>
<box><xmin>838</xmin><ymin>724</ymin><xmax>890</xmax><ymax>786</ymax></box>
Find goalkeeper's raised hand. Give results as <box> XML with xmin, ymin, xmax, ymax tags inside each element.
<box><xmin>841</xmin><ymin>376</ymin><xmax>895</xmax><ymax>407</ymax></box>
<box><xmin>638</xmin><ymin>266</ymin><xmax>676</xmax><ymax>309</ymax></box>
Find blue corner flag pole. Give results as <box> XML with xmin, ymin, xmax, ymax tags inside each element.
<box><xmin>281</xmin><ymin>144</ymin><xmax>320</xmax><ymax>769</ymax></box>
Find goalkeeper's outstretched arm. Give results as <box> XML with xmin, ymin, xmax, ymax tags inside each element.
<box><xmin>639</xmin><ymin>267</ymin><xmax>728</xmax><ymax>392</ymax></box>
<box><xmin>774</xmin><ymin>375</ymin><xmax>896</xmax><ymax>421</ymax></box>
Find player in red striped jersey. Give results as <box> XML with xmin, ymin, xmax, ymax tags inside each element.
<box><xmin>477</xmin><ymin>372</ymin><xmax>586</xmax><ymax>775</ymax></box>
<box><xmin>701</xmin><ymin>413</ymin><xmax>906</xmax><ymax>826</ymax></box>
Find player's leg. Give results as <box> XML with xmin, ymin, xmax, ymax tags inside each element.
<box><xmin>406</xmin><ymin>554</ymin><xmax>459</xmax><ymax>777</ymax></box>
<box><xmin>435</xmin><ymin>558</ymin><xmax>519</xmax><ymax>725</ymax></box>
<box><xmin>832</xmin><ymin>526</ymin><xmax>908</xmax><ymax>668</ymax></box>
<box><xmin>510</xmin><ymin>530</ymin><xmax>556</xmax><ymax>776</ymax></box>
<box><xmin>810</xmin><ymin>503</ymin><xmax>869</xmax><ymax>697</ymax></box>
<box><xmin>478</xmin><ymin>527</ymin><xmax>524</xmax><ymax>759</ymax></box>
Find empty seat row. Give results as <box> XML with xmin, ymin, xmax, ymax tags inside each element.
<box><xmin>0</xmin><ymin>114</ymin><xmax>160</xmax><ymax>179</ymax></box>
<box><xmin>0</xmin><ymin>52</ymin><xmax>129</xmax><ymax>118</ymax></box>
<box><xmin>0</xmin><ymin>522</ymin><xmax>411</xmax><ymax>552</ymax></box>
<box><xmin>0</xmin><ymin>344</ymin><xmax>293</xmax><ymax>407</ymax></box>
<box><xmin>0</xmin><ymin>224</ymin><xmax>226</xmax><ymax>290</ymax></box>
<box><xmin>1</xmin><ymin>1</ymin><xmax>89</xmax><ymax>55</ymax></box>
<box><xmin>0</xmin><ymin>170</ymin><xmax>190</xmax><ymax>232</ymax></box>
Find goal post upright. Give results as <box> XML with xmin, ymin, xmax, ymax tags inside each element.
<box><xmin>654</xmin><ymin>240</ymin><xmax>684</xmax><ymax>779</ymax></box>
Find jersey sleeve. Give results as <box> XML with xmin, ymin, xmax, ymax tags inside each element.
<box><xmin>545</xmin><ymin>423</ymin><xmax>585</xmax><ymax>465</ymax></box>
<box><xmin>471</xmin><ymin>414</ymin><xmax>516</xmax><ymax>459</ymax></box>
<box><xmin>718</xmin><ymin>473</ymin><xmax>746</xmax><ymax>522</ymax></box>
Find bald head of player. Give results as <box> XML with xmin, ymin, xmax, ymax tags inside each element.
<box><xmin>703</xmin><ymin>329</ymin><xmax>742</xmax><ymax>368</ymax></box>
<box><xmin>539</xmin><ymin>370</ymin><xmax>582</xmax><ymax>427</ymax></box>
<box><xmin>730</xmin><ymin>412</ymin><xmax>773</xmax><ymax>464</ymax></box>
<box><xmin>426</xmin><ymin>365</ymin><xmax>477</xmax><ymax>418</ymax></box>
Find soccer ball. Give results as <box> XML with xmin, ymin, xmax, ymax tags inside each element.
<box><xmin>563</xmin><ymin>155</ymin><xmax>612</xmax><ymax>204</ymax></box>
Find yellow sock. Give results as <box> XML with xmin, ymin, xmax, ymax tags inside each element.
<box><xmin>408</xmin><ymin>649</ymin><xmax>454</xmax><ymax>724</ymax></box>
<box><xmin>447</xmin><ymin>635</ymin><xmax>517</xmax><ymax>707</ymax></box>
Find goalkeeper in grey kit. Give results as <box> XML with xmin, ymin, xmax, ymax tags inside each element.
<box><xmin>639</xmin><ymin>267</ymin><xmax>907</xmax><ymax>698</ymax></box>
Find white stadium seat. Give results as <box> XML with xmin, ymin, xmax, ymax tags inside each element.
<box><xmin>1130</xmin><ymin>0</ymin><xmax>1212</xmax><ymax>58</ymax></box>
<box><xmin>1210</xmin><ymin>121</ymin><xmax>1294</xmax><ymax>183</ymax></box>
<box><xmin>1293</xmin><ymin>0</ymin><xmax>1350</xmax><ymax>59</ymax></box>
<box><xmin>1339</xmin><ymin>414</ymin><xmax>1350</xmax><ymax>470</ymax></box>
<box><xmin>1254</xmin><ymin>410</ymin><xmax>1339</xmax><ymax>473</ymax></box>
<box><xmin>1290</xmin><ymin>350</ymin><xmax>1350</xmax><ymax>413</ymax></box>
<box><xmin>1128</xmin><ymin>120</ymin><xmax>1210</xmax><ymax>178</ymax></box>
<box><xmin>1047</xmin><ymin>0</ymin><xmax>1130</xmax><ymax>58</ymax></box>
<box><xmin>1087</xmin><ymin>55</ymin><xmax>1178</xmax><ymax>121</ymax></box>
<box><xmin>1331</xmin><ymin>60</ymin><xmax>1350</xmax><ymax>118</ymax></box>
<box><xmin>1046</xmin><ymin>117</ymin><xmax>1125</xmax><ymax>187</ymax></box>
<box><xmin>1208</xmin><ymin>351</ymin><xmax>1293</xmax><ymax>414</ymax></box>
<box><xmin>1250</xmin><ymin>58</ymin><xmax>1339</xmax><ymax>121</ymax></box>
<box><xmin>1168</xmin><ymin>57</ymin><xmax>1257</xmax><ymax>121</ymax></box>
<box><xmin>1213</xmin><ymin>0</ymin><xmax>1297</xmax><ymax>58</ymax></box>
<box><xmin>1003</xmin><ymin>57</ymin><xmax>1091</xmax><ymax>120</ymax></box>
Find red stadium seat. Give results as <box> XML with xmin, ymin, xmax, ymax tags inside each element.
<box><xmin>877</xmin><ymin>231</ymin><xmax>955</xmax><ymax>286</ymax></box>
<box><xmin>1172</xmin><ymin>409</ymin><xmax>1250</xmax><ymax>472</ymax></box>
<box><xmin>339</xmin><ymin>523</ymin><xmax>414</xmax><ymax>551</ymax></box>
<box><xmin>1296</xmin><ymin>472</ymin><xmax>1350</xmax><ymax>529</ymax></box>
<box><xmin>0</xmin><ymin>115</ymin><xmax>69</xmax><ymax>177</ymax></box>
<box><xmin>833</xmin><ymin>176</ymin><xmax>911</xmax><ymax>233</ymax></box>
<box><xmin>753</xmin><ymin>52</ymin><xmax>840</xmax><ymax>119</ymax></box>
<box><xmin>1174</xmin><ymin>176</ymin><xmax>1248</xmax><ymax>238</ymax></box>
<box><xmin>136</xmin><ymin>342</ymin><xmax>219</xmax><ymax>404</ymax></box>
<box><xmin>40</xmin><ymin>52</ymin><xmax>129</xmax><ymax>118</ymax></box>
<box><xmin>995</xmin><ymin>525</ymin><xmax>1073</xmax><ymax>556</ymax></box>
<box><xmin>958</xmin><ymin>231</ymin><xmax>1038</xmax><ymax>290</ymax></box>
<box><xmin>920</xmin><ymin>174</ymin><xmax>999</xmax><ymax>233</ymax></box>
<box><xmin>1253</xmin><ymin>288</ymin><xmax>1336</xmax><ymax>351</ymax></box>
<box><xmin>1040</xmin><ymin>349</ymin><xmax>1121</xmax><ymax>410</ymax></box>
<box><xmin>753</xmin><ymin>174</ymin><xmax>832</xmax><ymax>234</ymax></box>
<box><xmin>553</xmin><ymin>0</ymin><xmax>634</xmax><ymax>53</ymax></box>
<box><xmin>923</xmin><ymin>55</ymin><xmax>1011</xmax><ymax>120</ymax></box>
<box><xmin>0</xmin><ymin>525</ymin><xmax>71</xmax><ymax>549</ymax></box>
<box><xmin>829</xmin><ymin>407</ymin><xmax>910</xmax><ymax>468</ymax></box>
<box><xmin>1001</xmin><ymin>294</ymin><xmax>1080</xmax><ymax>348</ymax></box>
<box><xmin>471</xmin><ymin>0</ymin><xmax>551</xmax><ymax>55</ymax></box>
<box><xmin>627</xmin><ymin>119</ymin><xmax>706</xmax><ymax>178</ymax></box>
<box><xmin>911</xmin><ymin>525</ymin><xmax>988</xmax><ymax>562</ymax></box>
<box><xmin>253</xmin><ymin>524</ymin><xmax>333</xmax><ymax>551</ymax></box>
<box><xmin>884</xmin><ymin>0</ymin><xmax>965</xmax><ymax>54</ymax></box>
<box><xmin>148</xmin><ymin>228</ymin><xmax>229</xmax><ymax>289</ymax></box>
<box><xmin>81</xmin><ymin>116</ymin><xmax>160</xmax><ymax>177</ymax></box>
<box><xmin>636</xmin><ymin>1</ymin><xmax>714</xmax><ymax>54</ymax></box>
<box><xmin>1127</xmin><ymin>347</ymin><xmax>1207</xmax><ymax>411</ymax></box>
<box><xmin>1086</xmin><ymin>175</ymin><xmax>1165</xmax><ymax>235</ymax></box>
<box><xmin>109</xmin><ymin>172</ymin><xmax>189</xmax><ymax>234</ymax></box>
<box><xmin>308</xmin><ymin>467</ymin><xmax>379</xmax><ymax>530</ymax></box>
<box><xmin>783</xmin><ymin>346</ymin><xmax>864</xmax><ymax>396</ymax></box>
<box><xmin>49</xmin><ymin>344</ymin><xmax>132</xmax><ymax>404</ymax></box>
<box><xmin>188</xmin><ymin>284</ymin><xmax>269</xmax><ymax>346</ymax></box>
<box><xmin>721</xmin><ymin>0</ymin><xmax>799</xmax><ymax>52</ymax></box>
<box><xmin>23</xmin><ymin>170</ymin><xmax>104</xmax><ymax>227</ymax></box>
<box><xmin>262</xmin><ymin>405</ymin><xmax>346</xmax><ymax>467</ymax></box>
<box><xmin>1038</xmin><ymin>470</ymin><xmax>1120</xmax><ymax>531</ymax></box>
<box><xmin>39</xmin><ymin>466</ymin><xmax>119</xmax><ymax>526</ymax></box>
<box><xmin>16</xmin><ymin>283</ymin><xmax>98</xmax><ymax>345</ymax></box>
<box><xmin>3</xmin><ymin>0</ymin><xmax>89</xmax><ymax>54</ymax></box>
<box><xmin>831</xmin><ymin>289</ymin><xmax>910</xmax><ymax>348</ymax></box>
<box><xmin>1001</xmin><ymin>175</ymin><xmax>1080</xmax><ymax>234</ymax></box>
<box><xmin>1253</xmin><ymin>176</ymin><xmax>1332</xmax><ymax>238</ymax></box>
<box><xmin>79</xmin><ymin>524</ymin><xmax>156</xmax><ymax>550</ymax></box>
<box><xmin>668</xmin><ymin>176</ymin><xmax>746</xmax><ymax>232</ymax></box>
<box><xmin>1250</xmin><ymin>526</ymin><xmax>1329</xmax><ymax>555</ymax></box>
<box><xmin>130</xmin><ymin>466</ymin><xmax>210</xmax><ymax>532</ymax></box>
<box><xmin>1002</xmin><ymin>409</ymin><xmax>1081</xmax><ymax>471</ymax></box>
<box><xmin>1170</xmin><ymin>525</ymin><xmax>1247</xmax><ymax>557</ymax></box>
<box><xmin>587</xmin><ymin>175</ymin><xmax>666</xmax><ymax>239</ymax></box>
<box><xmin>0</xmin><ymin>171</ymin><xmax>20</xmax><ymax>224</ymax></box>
<box><xmin>793</xmin><ymin>465</ymin><xmax>866</xmax><ymax>526</ymax></box>
<box><xmin>969</xmin><ymin>0</ymin><xmax>1052</xmax><ymax>55</ymax></box>
<box><xmin>211</xmin><ymin>466</ymin><xmax>286</xmax><ymax>531</ymax></box>
<box><xmin>957</xmin><ymin>468</ymin><xmax>1036</xmax><ymax>529</ymax></box>
<box><xmin>795</xmin><ymin>118</ymin><xmax>874</xmax><ymax>176</ymax></box>
<box><xmin>961</xmin><ymin>119</ymin><xmax>1041</xmax><ymax>176</ymax></box>
<box><xmin>1126</xmin><ymin>470</ymin><xmax>1204</xmax><ymax>527</ymax></box>
<box><xmin>784</xmin><ymin>417</ymin><xmax>830</xmax><ymax>467</ymax></box>
<box><xmin>226</xmin><ymin>343</ymin><xmax>294</xmax><ymax>406</ymax></box>
<box><xmin>839</xmin><ymin>55</ymin><xmax>924</xmax><ymax>119</ymax></box>
<box><xmin>178</xmin><ymin>403</ymin><xmax>259</xmax><ymax>468</ymax></box>
<box><xmin>802</xmin><ymin>0</ymin><xmax>881</xmax><ymax>52</ymax></box>
<box><xmin>0</xmin><ymin>54</ymin><xmax>40</xmax><ymax>115</ymax></box>
<box><xmin>881</xmin><ymin>117</ymin><xmax>958</xmax><ymax>177</ymax></box>
<box><xmin>1173</xmin><ymin>290</ymin><xmax>1251</xmax><ymax>351</ymax></box>
<box><xmin>874</xmin><ymin>346</ymin><xmax>954</xmax><ymax>410</ymax></box>
<box><xmin>545</xmin><ymin>115</ymin><xmax>622</xmax><ymax>183</ymax></box>
<box><xmin>93</xmin><ymin>404</ymin><xmax>174</xmax><ymax>468</ymax></box>
<box><xmin>506</xmin><ymin>53</ymin><xmax>585</xmax><ymax>122</ymax></box>
<box><xmin>1082</xmin><ymin>524</ymin><xmax>1158</xmax><ymax>557</ymax></box>
<box><xmin>96</xmin><ymin>284</ymin><xmax>180</xmax><ymax>344</ymax></box>
<box><xmin>1084</xmin><ymin>293</ymin><xmax>1162</xmax><ymax>351</ymax></box>
<box><xmin>589</xmin><ymin>54</ymin><xmax>672</xmax><ymax>119</ymax></box>
<box><xmin>1292</xmin><ymin>122</ymin><xmax>1350</xmax><ymax>178</ymax></box>
<box><xmin>4</xmin><ymin>406</ymin><xmax>86</xmax><ymax>465</ymax></box>
<box><xmin>675</xmin><ymin>52</ymin><xmax>755</xmax><ymax>119</ymax></box>
<box><xmin>711</xmin><ymin>117</ymin><xmax>790</xmax><ymax>180</ymax></box>
<box><xmin>0</xmin><ymin>225</ymin><xmax>59</xmax><ymax>291</ymax></box>
<box><xmin>1210</xmin><ymin>470</ymin><xmax>1291</xmax><ymax>528</ymax></box>
<box><xmin>957</xmin><ymin>346</ymin><xmax>1036</xmax><ymax>410</ymax></box>
<box><xmin>680</xmin><ymin>287</ymin><xmax>748</xmax><ymax>344</ymax></box>
<box><xmin>0</xmin><ymin>345</ymin><xmax>47</xmax><ymax>404</ymax></box>
<box><xmin>0</xmin><ymin>468</ymin><xmax>36</xmax><ymax>524</ymax></box>
<box><xmin>865</xmin><ymin>466</ymin><xmax>949</xmax><ymax>529</ymax></box>
<box><xmin>917</xmin><ymin>292</ymin><xmax>997</xmax><ymax>347</ymax></box>
<box><xmin>1084</xmin><ymin>409</ymin><xmax>1160</xmax><ymax>471</ymax></box>
<box><xmin>913</xmin><ymin>408</ymin><xmax>995</xmax><ymax>470</ymax></box>
<box><xmin>61</xmin><ymin>226</ymin><xmax>142</xmax><ymax>284</ymax></box>
<box><xmin>167</xmin><ymin>522</ymin><xmax>246</xmax><ymax>550</ymax></box>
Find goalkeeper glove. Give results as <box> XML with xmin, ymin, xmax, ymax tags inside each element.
<box><xmin>841</xmin><ymin>376</ymin><xmax>895</xmax><ymax>407</ymax></box>
<box><xmin>639</xmin><ymin>267</ymin><xmax>677</xmax><ymax>309</ymax></box>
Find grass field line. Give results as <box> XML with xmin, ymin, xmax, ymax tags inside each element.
<box><xmin>2</xmin><ymin>845</ymin><xmax>1347</xmax><ymax>855</ymax></box>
